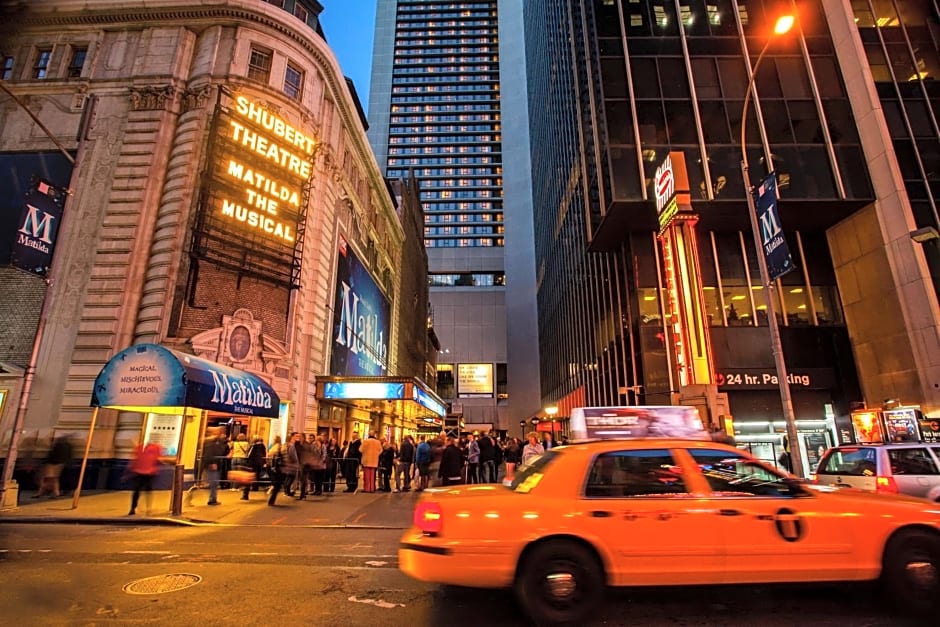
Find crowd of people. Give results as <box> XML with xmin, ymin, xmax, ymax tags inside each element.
<box><xmin>186</xmin><ymin>428</ymin><xmax>564</xmax><ymax>507</ymax></box>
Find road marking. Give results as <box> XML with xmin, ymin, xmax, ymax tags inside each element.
<box><xmin>365</xmin><ymin>561</ymin><xmax>388</xmax><ymax>567</ymax></box>
<box><xmin>122</xmin><ymin>550</ymin><xmax>171</xmax><ymax>555</ymax></box>
<box><xmin>348</xmin><ymin>595</ymin><xmax>405</xmax><ymax>608</ymax></box>
<box><xmin>248</xmin><ymin>552</ymin><xmax>278</xmax><ymax>556</ymax></box>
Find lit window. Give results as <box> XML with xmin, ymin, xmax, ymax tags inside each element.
<box><xmin>67</xmin><ymin>46</ymin><xmax>87</xmax><ymax>78</ymax></box>
<box><xmin>247</xmin><ymin>46</ymin><xmax>272</xmax><ymax>83</ymax></box>
<box><xmin>33</xmin><ymin>47</ymin><xmax>52</xmax><ymax>79</ymax></box>
<box><xmin>284</xmin><ymin>62</ymin><xmax>304</xmax><ymax>99</ymax></box>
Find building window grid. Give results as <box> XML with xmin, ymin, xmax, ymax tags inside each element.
<box><xmin>284</xmin><ymin>61</ymin><xmax>304</xmax><ymax>100</ymax></box>
<box><xmin>2</xmin><ymin>55</ymin><xmax>13</xmax><ymax>80</ymax></box>
<box><xmin>67</xmin><ymin>46</ymin><xmax>87</xmax><ymax>78</ymax></box>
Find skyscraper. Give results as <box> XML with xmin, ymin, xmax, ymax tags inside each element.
<box><xmin>369</xmin><ymin>0</ymin><xmax>541</xmax><ymax>431</ymax></box>
<box><xmin>523</xmin><ymin>0</ymin><xmax>939</xmax><ymax>475</ymax></box>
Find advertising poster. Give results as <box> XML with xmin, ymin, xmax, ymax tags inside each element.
<box><xmin>884</xmin><ymin>409</ymin><xmax>920</xmax><ymax>442</ymax></box>
<box><xmin>753</xmin><ymin>172</ymin><xmax>795</xmax><ymax>281</ymax></box>
<box><xmin>11</xmin><ymin>178</ymin><xmax>66</xmax><ymax>277</ymax></box>
<box><xmin>329</xmin><ymin>243</ymin><xmax>391</xmax><ymax>376</ymax></box>
<box><xmin>919</xmin><ymin>418</ymin><xmax>940</xmax><ymax>443</ymax></box>
<box><xmin>803</xmin><ymin>433</ymin><xmax>827</xmax><ymax>470</ymax></box>
<box><xmin>144</xmin><ymin>413</ymin><xmax>182</xmax><ymax>457</ymax></box>
<box><xmin>457</xmin><ymin>363</ymin><xmax>494</xmax><ymax>397</ymax></box>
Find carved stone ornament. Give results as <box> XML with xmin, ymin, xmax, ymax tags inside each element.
<box><xmin>182</xmin><ymin>85</ymin><xmax>213</xmax><ymax>113</ymax></box>
<box><xmin>129</xmin><ymin>85</ymin><xmax>178</xmax><ymax>111</ymax></box>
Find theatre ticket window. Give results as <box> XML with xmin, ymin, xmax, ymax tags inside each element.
<box><xmin>585</xmin><ymin>450</ymin><xmax>687</xmax><ymax>498</ymax></box>
<box><xmin>247</xmin><ymin>46</ymin><xmax>272</xmax><ymax>84</ymax></box>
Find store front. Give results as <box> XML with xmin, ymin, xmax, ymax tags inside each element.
<box><xmin>315</xmin><ymin>376</ymin><xmax>447</xmax><ymax>444</ymax></box>
<box><xmin>76</xmin><ymin>343</ymin><xmax>281</xmax><ymax>513</ymax></box>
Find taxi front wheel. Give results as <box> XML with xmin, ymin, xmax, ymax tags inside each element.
<box><xmin>514</xmin><ymin>539</ymin><xmax>604</xmax><ymax>626</ymax></box>
<box><xmin>882</xmin><ymin>529</ymin><xmax>940</xmax><ymax>617</ymax></box>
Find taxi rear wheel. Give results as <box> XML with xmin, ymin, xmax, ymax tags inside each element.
<box><xmin>514</xmin><ymin>539</ymin><xmax>604</xmax><ymax>626</ymax></box>
<box><xmin>883</xmin><ymin>529</ymin><xmax>940</xmax><ymax>616</ymax></box>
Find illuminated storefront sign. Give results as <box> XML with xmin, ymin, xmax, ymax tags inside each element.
<box><xmin>414</xmin><ymin>386</ymin><xmax>447</xmax><ymax>417</ymax></box>
<box><xmin>323</xmin><ymin>382</ymin><xmax>405</xmax><ymax>400</ymax></box>
<box><xmin>457</xmin><ymin>363</ymin><xmax>494</xmax><ymax>397</ymax></box>
<box><xmin>193</xmin><ymin>95</ymin><xmax>318</xmax><ymax>288</ymax></box>
<box><xmin>330</xmin><ymin>242</ymin><xmax>391</xmax><ymax>377</ymax></box>
<box><xmin>715</xmin><ymin>368</ymin><xmax>836</xmax><ymax>390</ymax></box>
<box><xmin>659</xmin><ymin>235</ymin><xmax>689</xmax><ymax>385</ymax></box>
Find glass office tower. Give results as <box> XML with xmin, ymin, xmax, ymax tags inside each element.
<box><xmin>522</xmin><ymin>0</ymin><xmax>940</xmax><ymax>475</ymax></box>
<box><xmin>369</xmin><ymin>0</ymin><xmax>541</xmax><ymax>431</ymax></box>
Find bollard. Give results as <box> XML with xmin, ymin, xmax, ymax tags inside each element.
<box><xmin>171</xmin><ymin>464</ymin><xmax>184</xmax><ymax>516</ymax></box>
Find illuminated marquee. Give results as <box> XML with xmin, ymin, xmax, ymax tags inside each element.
<box><xmin>195</xmin><ymin>95</ymin><xmax>318</xmax><ymax>287</ymax></box>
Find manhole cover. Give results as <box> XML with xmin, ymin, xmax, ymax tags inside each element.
<box><xmin>123</xmin><ymin>574</ymin><xmax>202</xmax><ymax>595</ymax></box>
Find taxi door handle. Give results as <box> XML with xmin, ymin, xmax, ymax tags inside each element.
<box><xmin>719</xmin><ymin>509</ymin><xmax>742</xmax><ymax>516</ymax></box>
<box><xmin>590</xmin><ymin>510</ymin><xmax>613</xmax><ymax>518</ymax></box>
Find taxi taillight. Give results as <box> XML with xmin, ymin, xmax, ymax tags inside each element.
<box><xmin>809</xmin><ymin>473</ymin><xmax>818</xmax><ymax>484</ymax></box>
<box><xmin>876</xmin><ymin>476</ymin><xmax>899</xmax><ymax>494</ymax></box>
<box><xmin>415</xmin><ymin>501</ymin><xmax>443</xmax><ymax>535</ymax></box>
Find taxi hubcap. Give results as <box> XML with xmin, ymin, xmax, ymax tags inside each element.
<box><xmin>544</xmin><ymin>572</ymin><xmax>577</xmax><ymax>599</ymax></box>
<box><xmin>905</xmin><ymin>560</ymin><xmax>938</xmax><ymax>589</ymax></box>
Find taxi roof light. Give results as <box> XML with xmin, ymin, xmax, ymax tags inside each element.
<box><xmin>415</xmin><ymin>501</ymin><xmax>443</xmax><ymax>535</ymax></box>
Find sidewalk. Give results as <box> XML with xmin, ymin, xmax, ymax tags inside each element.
<box><xmin>0</xmin><ymin>486</ymin><xmax>420</xmax><ymax>528</ymax></box>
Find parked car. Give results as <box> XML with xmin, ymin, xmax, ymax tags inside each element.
<box><xmin>812</xmin><ymin>442</ymin><xmax>940</xmax><ymax>501</ymax></box>
<box><xmin>399</xmin><ymin>439</ymin><xmax>940</xmax><ymax>625</ymax></box>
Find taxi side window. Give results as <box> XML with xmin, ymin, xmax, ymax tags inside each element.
<box><xmin>689</xmin><ymin>449</ymin><xmax>797</xmax><ymax>497</ymax></box>
<box><xmin>888</xmin><ymin>448</ymin><xmax>940</xmax><ymax>475</ymax></box>
<box><xmin>584</xmin><ymin>449</ymin><xmax>687</xmax><ymax>498</ymax></box>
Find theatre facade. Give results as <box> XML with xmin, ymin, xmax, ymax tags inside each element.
<box><xmin>0</xmin><ymin>0</ymin><xmax>443</xmax><ymax>486</ymax></box>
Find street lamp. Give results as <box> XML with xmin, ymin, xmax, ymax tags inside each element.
<box><xmin>545</xmin><ymin>406</ymin><xmax>559</xmax><ymax>445</ymax></box>
<box><xmin>739</xmin><ymin>14</ymin><xmax>805</xmax><ymax>478</ymax></box>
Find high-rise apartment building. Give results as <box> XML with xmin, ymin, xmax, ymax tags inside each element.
<box><xmin>369</xmin><ymin>0</ymin><xmax>541</xmax><ymax>431</ymax></box>
<box><xmin>523</xmin><ymin>0</ymin><xmax>939</xmax><ymax>476</ymax></box>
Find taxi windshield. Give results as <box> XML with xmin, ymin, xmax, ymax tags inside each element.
<box><xmin>508</xmin><ymin>449</ymin><xmax>559</xmax><ymax>493</ymax></box>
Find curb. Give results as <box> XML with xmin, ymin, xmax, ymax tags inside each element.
<box><xmin>0</xmin><ymin>515</ymin><xmax>205</xmax><ymax>526</ymax></box>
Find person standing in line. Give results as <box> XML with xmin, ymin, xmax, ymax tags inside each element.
<box><xmin>325</xmin><ymin>437</ymin><xmax>341</xmax><ymax>493</ymax></box>
<box><xmin>359</xmin><ymin>431</ymin><xmax>382</xmax><ymax>493</ymax></box>
<box><xmin>378</xmin><ymin>439</ymin><xmax>395</xmax><ymax>492</ymax></box>
<box><xmin>396</xmin><ymin>435</ymin><xmax>415</xmax><ymax>492</ymax></box>
<box><xmin>309</xmin><ymin>434</ymin><xmax>327</xmax><ymax>496</ymax></box>
<box><xmin>503</xmin><ymin>437</ymin><xmax>521</xmax><ymax>482</ymax></box>
<box><xmin>414</xmin><ymin>435</ymin><xmax>431</xmax><ymax>491</ymax></box>
<box><xmin>201</xmin><ymin>428</ymin><xmax>228</xmax><ymax>506</ymax></box>
<box><xmin>522</xmin><ymin>432</ymin><xmax>545</xmax><ymax>467</ymax></box>
<box><xmin>466</xmin><ymin>433</ymin><xmax>480</xmax><ymax>484</ymax></box>
<box><xmin>344</xmin><ymin>433</ymin><xmax>362</xmax><ymax>492</ymax></box>
<box><xmin>127</xmin><ymin>440</ymin><xmax>165</xmax><ymax>516</ymax></box>
<box><xmin>439</xmin><ymin>436</ymin><xmax>465</xmax><ymax>486</ymax></box>
<box><xmin>478</xmin><ymin>431</ymin><xmax>497</xmax><ymax>483</ymax></box>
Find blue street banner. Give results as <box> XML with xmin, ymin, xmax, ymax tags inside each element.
<box><xmin>11</xmin><ymin>177</ymin><xmax>66</xmax><ymax>276</ymax></box>
<box><xmin>753</xmin><ymin>172</ymin><xmax>795</xmax><ymax>281</ymax></box>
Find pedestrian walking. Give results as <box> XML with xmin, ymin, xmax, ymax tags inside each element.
<box><xmin>127</xmin><ymin>440</ymin><xmax>165</xmax><ymax>516</ymax></box>
<box><xmin>344</xmin><ymin>433</ymin><xmax>362</xmax><ymax>492</ymax></box>
<box><xmin>325</xmin><ymin>437</ymin><xmax>341</xmax><ymax>493</ymax></box>
<box><xmin>415</xmin><ymin>435</ymin><xmax>431</xmax><ymax>491</ymax></box>
<box><xmin>201</xmin><ymin>428</ymin><xmax>228</xmax><ymax>506</ymax></box>
<box><xmin>439</xmin><ymin>436</ymin><xmax>464</xmax><ymax>486</ymax></box>
<box><xmin>522</xmin><ymin>432</ymin><xmax>545</xmax><ymax>466</ymax></box>
<box><xmin>34</xmin><ymin>434</ymin><xmax>72</xmax><ymax>499</ymax></box>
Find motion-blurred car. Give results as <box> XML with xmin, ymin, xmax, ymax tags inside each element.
<box><xmin>399</xmin><ymin>439</ymin><xmax>940</xmax><ymax>625</ymax></box>
<box><xmin>812</xmin><ymin>442</ymin><xmax>940</xmax><ymax>501</ymax></box>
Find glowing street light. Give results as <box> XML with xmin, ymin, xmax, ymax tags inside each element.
<box><xmin>739</xmin><ymin>14</ymin><xmax>804</xmax><ymax>478</ymax></box>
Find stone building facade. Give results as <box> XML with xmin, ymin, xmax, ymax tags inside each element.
<box><xmin>0</xmin><ymin>0</ymin><xmax>408</xmax><ymax>471</ymax></box>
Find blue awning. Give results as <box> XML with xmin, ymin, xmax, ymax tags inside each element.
<box><xmin>90</xmin><ymin>343</ymin><xmax>280</xmax><ymax>418</ymax></box>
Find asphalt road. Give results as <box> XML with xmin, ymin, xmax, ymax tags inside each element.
<box><xmin>0</xmin><ymin>522</ymin><xmax>926</xmax><ymax>626</ymax></box>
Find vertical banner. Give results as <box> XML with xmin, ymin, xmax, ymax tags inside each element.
<box><xmin>753</xmin><ymin>173</ymin><xmax>795</xmax><ymax>280</ymax></box>
<box><xmin>11</xmin><ymin>177</ymin><xmax>66</xmax><ymax>276</ymax></box>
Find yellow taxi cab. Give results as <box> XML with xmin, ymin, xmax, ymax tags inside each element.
<box><xmin>399</xmin><ymin>436</ymin><xmax>940</xmax><ymax>625</ymax></box>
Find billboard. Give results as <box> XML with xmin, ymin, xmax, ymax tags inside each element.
<box><xmin>457</xmin><ymin>363</ymin><xmax>494</xmax><ymax>397</ymax></box>
<box><xmin>329</xmin><ymin>243</ymin><xmax>391</xmax><ymax>376</ymax></box>
<box><xmin>192</xmin><ymin>95</ymin><xmax>316</xmax><ymax>288</ymax></box>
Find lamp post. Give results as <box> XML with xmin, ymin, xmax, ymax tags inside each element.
<box><xmin>545</xmin><ymin>406</ymin><xmax>558</xmax><ymax>446</ymax></box>
<box><xmin>739</xmin><ymin>15</ymin><xmax>804</xmax><ymax>477</ymax></box>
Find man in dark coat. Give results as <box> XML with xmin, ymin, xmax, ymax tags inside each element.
<box><xmin>478</xmin><ymin>432</ymin><xmax>497</xmax><ymax>483</ymax></box>
<box><xmin>396</xmin><ymin>435</ymin><xmax>415</xmax><ymax>492</ymax></box>
<box><xmin>439</xmin><ymin>436</ymin><xmax>465</xmax><ymax>486</ymax></box>
<box><xmin>344</xmin><ymin>433</ymin><xmax>362</xmax><ymax>492</ymax></box>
